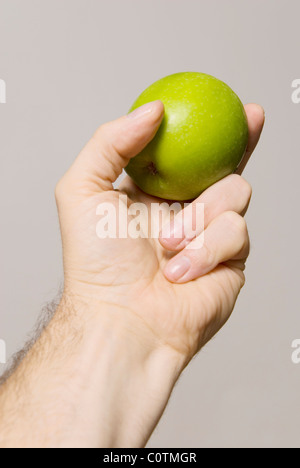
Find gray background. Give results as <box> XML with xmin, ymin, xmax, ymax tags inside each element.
<box><xmin>0</xmin><ymin>0</ymin><xmax>299</xmax><ymax>448</ymax></box>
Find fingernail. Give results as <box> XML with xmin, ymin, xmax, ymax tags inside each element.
<box><xmin>165</xmin><ymin>256</ymin><xmax>191</xmax><ymax>282</ymax></box>
<box><xmin>127</xmin><ymin>101</ymin><xmax>156</xmax><ymax>120</ymax></box>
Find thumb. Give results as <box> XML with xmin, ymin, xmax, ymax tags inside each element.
<box><xmin>60</xmin><ymin>100</ymin><xmax>164</xmax><ymax>194</ymax></box>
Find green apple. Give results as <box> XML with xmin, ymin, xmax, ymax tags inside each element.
<box><xmin>125</xmin><ymin>72</ymin><xmax>248</xmax><ymax>201</ymax></box>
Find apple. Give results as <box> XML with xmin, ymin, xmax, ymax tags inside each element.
<box><xmin>125</xmin><ymin>72</ymin><xmax>248</xmax><ymax>201</ymax></box>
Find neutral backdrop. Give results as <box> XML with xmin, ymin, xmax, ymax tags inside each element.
<box><xmin>0</xmin><ymin>0</ymin><xmax>299</xmax><ymax>448</ymax></box>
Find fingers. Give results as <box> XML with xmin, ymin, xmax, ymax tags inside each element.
<box><xmin>235</xmin><ymin>104</ymin><xmax>265</xmax><ymax>175</ymax></box>
<box><xmin>56</xmin><ymin>101</ymin><xmax>164</xmax><ymax>197</ymax></box>
<box><xmin>160</xmin><ymin>174</ymin><xmax>252</xmax><ymax>251</ymax></box>
<box><xmin>160</xmin><ymin>103</ymin><xmax>264</xmax><ymax>252</ymax></box>
<box><xmin>164</xmin><ymin>211</ymin><xmax>249</xmax><ymax>283</ymax></box>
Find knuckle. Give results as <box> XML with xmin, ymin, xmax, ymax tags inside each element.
<box><xmin>94</xmin><ymin>123</ymin><xmax>114</xmax><ymax>151</ymax></box>
<box><xmin>94</xmin><ymin>124</ymin><xmax>106</xmax><ymax>143</ymax></box>
<box><xmin>227</xmin><ymin>212</ymin><xmax>249</xmax><ymax>254</ymax></box>
<box><xmin>92</xmin><ymin>124</ymin><xmax>112</xmax><ymax>157</ymax></box>
<box><xmin>240</xmin><ymin>177</ymin><xmax>252</xmax><ymax>201</ymax></box>
<box><xmin>93</xmin><ymin>124</ymin><xmax>120</xmax><ymax>163</ymax></box>
<box><xmin>224</xmin><ymin>211</ymin><xmax>248</xmax><ymax>236</ymax></box>
<box><xmin>239</xmin><ymin>229</ymin><xmax>250</xmax><ymax>255</ymax></box>
<box><xmin>231</xmin><ymin>174</ymin><xmax>253</xmax><ymax>201</ymax></box>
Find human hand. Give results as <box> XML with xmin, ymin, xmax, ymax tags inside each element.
<box><xmin>55</xmin><ymin>100</ymin><xmax>264</xmax><ymax>366</ymax></box>
<box><xmin>0</xmin><ymin>100</ymin><xmax>264</xmax><ymax>449</ymax></box>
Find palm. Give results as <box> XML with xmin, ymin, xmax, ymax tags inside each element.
<box><xmin>63</xmin><ymin>176</ymin><xmax>244</xmax><ymax>359</ymax></box>
<box><xmin>60</xmin><ymin>102</ymin><xmax>264</xmax><ymax>361</ymax></box>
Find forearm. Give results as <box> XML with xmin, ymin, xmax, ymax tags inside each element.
<box><xmin>0</xmin><ymin>296</ymin><xmax>183</xmax><ymax>448</ymax></box>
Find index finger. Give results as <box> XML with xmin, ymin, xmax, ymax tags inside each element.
<box><xmin>235</xmin><ymin>103</ymin><xmax>265</xmax><ymax>175</ymax></box>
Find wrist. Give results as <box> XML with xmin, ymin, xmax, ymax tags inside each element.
<box><xmin>56</xmin><ymin>294</ymin><xmax>185</xmax><ymax>447</ymax></box>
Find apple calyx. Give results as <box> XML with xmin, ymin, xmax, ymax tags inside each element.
<box><xmin>147</xmin><ymin>162</ymin><xmax>158</xmax><ymax>176</ymax></box>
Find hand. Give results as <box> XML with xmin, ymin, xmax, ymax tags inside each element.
<box><xmin>56</xmin><ymin>100</ymin><xmax>264</xmax><ymax>364</ymax></box>
<box><xmin>0</xmin><ymin>101</ymin><xmax>264</xmax><ymax>449</ymax></box>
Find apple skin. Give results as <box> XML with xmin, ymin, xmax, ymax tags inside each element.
<box><xmin>125</xmin><ymin>72</ymin><xmax>249</xmax><ymax>201</ymax></box>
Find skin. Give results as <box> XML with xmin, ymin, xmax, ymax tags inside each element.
<box><xmin>0</xmin><ymin>100</ymin><xmax>264</xmax><ymax>448</ymax></box>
